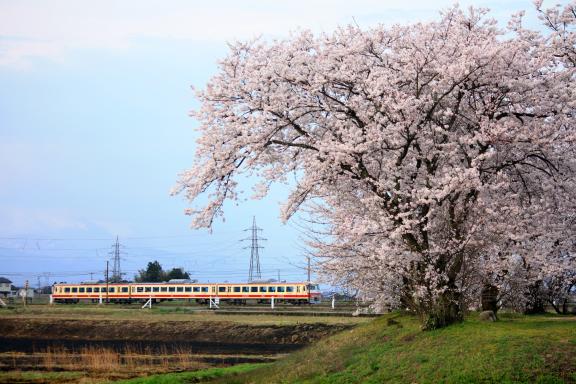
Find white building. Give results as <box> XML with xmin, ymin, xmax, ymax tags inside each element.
<box><xmin>0</xmin><ymin>277</ymin><xmax>12</xmax><ymax>297</ymax></box>
<box><xmin>17</xmin><ymin>288</ymin><xmax>35</xmax><ymax>299</ymax></box>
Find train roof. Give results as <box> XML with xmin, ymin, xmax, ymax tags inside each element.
<box><xmin>54</xmin><ymin>281</ymin><xmax>315</xmax><ymax>285</ymax></box>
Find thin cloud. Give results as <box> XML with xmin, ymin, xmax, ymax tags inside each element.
<box><xmin>0</xmin><ymin>0</ymin><xmax>527</xmax><ymax>69</ymax></box>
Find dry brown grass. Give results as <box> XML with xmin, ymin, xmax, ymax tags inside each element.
<box><xmin>34</xmin><ymin>345</ymin><xmax>207</xmax><ymax>374</ymax></box>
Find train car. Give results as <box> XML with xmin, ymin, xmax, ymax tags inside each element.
<box><xmin>51</xmin><ymin>281</ymin><xmax>322</xmax><ymax>305</ymax></box>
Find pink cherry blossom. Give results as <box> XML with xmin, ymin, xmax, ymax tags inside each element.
<box><xmin>175</xmin><ymin>3</ymin><xmax>576</xmax><ymax>328</ymax></box>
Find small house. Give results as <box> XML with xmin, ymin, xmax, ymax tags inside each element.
<box><xmin>0</xmin><ymin>277</ymin><xmax>12</xmax><ymax>297</ymax></box>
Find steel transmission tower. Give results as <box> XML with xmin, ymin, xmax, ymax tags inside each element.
<box><xmin>109</xmin><ymin>236</ymin><xmax>124</xmax><ymax>283</ymax></box>
<box><xmin>242</xmin><ymin>217</ymin><xmax>266</xmax><ymax>282</ymax></box>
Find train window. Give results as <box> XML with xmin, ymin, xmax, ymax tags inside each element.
<box><xmin>193</xmin><ymin>287</ymin><xmax>200</xmax><ymax>292</ymax></box>
<box><xmin>242</xmin><ymin>287</ymin><xmax>249</xmax><ymax>293</ymax></box>
<box><xmin>218</xmin><ymin>287</ymin><xmax>226</xmax><ymax>293</ymax></box>
<box><xmin>202</xmin><ymin>287</ymin><xmax>209</xmax><ymax>293</ymax></box>
<box><xmin>121</xmin><ymin>287</ymin><xmax>128</xmax><ymax>293</ymax></box>
<box><xmin>153</xmin><ymin>287</ymin><xmax>159</xmax><ymax>292</ymax></box>
<box><xmin>109</xmin><ymin>287</ymin><xmax>115</xmax><ymax>293</ymax></box>
<box><xmin>101</xmin><ymin>287</ymin><xmax>107</xmax><ymax>292</ymax></box>
<box><xmin>177</xmin><ymin>287</ymin><xmax>183</xmax><ymax>292</ymax></box>
<box><xmin>79</xmin><ymin>287</ymin><xmax>85</xmax><ymax>293</ymax></box>
<box><xmin>87</xmin><ymin>287</ymin><xmax>93</xmax><ymax>293</ymax></box>
<box><xmin>259</xmin><ymin>287</ymin><xmax>267</xmax><ymax>292</ymax></box>
<box><xmin>168</xmin><ymin>287</ymin><xmax>175</xmax><ymax>292</ymax></box>
<box><xmin>64</xmin><ymin>287</ymin><xmax>70</xmax><ymax>293</ymax></box>
<box><xmin>161</xmin><ymin>287</ymin><xmax>167</xmax><ymax>292</ymax></box>
<box><xmin>233</xmin><ymin>287</ymin><xmax>241</xmax><ymax>293</ymax></box>
<box><xmin>94</xmin><ymin>287</ymin><xmax>100</xmax><ymax>293</ymax></box>
<box><xmin>277</xmin><ymin>286</ymin><xmax>285</xmax><ymax>293</ymax></box>
<box><xmin>71</xmin><ymin>287</ymin><xmax>78</xmax><ymax>293</ymax></box>
<box><xmin>185</xmin><ymin>287</ymin><xmax>192</xmax><ymax>292</ymax></box>
<box><xmin>269</xmin><ymin>286</ymin><xmax>276</xmax><ymax>293</ymax></box>
<box><xmin>145</xmin><ymin>287</ymin><xmax>151</xmax><ymax>292</ymax></box>
<box><xmin>286</xmin><ymin>286</ymin><xmax>294</xmax><ymax>293</ymax></box>
<box><xmin>137</xmin><ymin>287</ymin><xmax>144</xmax><ymax>293</ymax></box>
<box><xmin>251</xmin><ymin>287</ymin><xmax>258</xmax><ymax>293</ymax></box>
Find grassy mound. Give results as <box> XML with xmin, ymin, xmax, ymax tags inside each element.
<box><xmin>213</xmin><ymin>313</ymin><xmax>575</xmax><ymax>384</ymax></box>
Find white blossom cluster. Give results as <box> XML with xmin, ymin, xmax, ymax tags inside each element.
<box><xmin>175</xmin><ymin>3</ymin><xmax>576</xmax><ymax>324</ymax></box>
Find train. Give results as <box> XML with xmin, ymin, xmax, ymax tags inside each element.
<box><xmin>51</xmin><ymin>281</ymin><xmax>322</xmax><ymax>305</ymax></box>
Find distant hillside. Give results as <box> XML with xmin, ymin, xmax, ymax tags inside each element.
<box><xmin>214</xmin><ymin>313</ymin><xmax>576</xmax><ymax>384</ymax></box>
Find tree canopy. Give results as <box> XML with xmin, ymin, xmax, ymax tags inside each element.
<box><xmin>175</xmin><ymin>3</ymin><xmax>576</xmax><ymax>328</ymax></box>
<box><xmin>135</xmin><ymin>261</ymin><xmax>190</xmax><ymax>282</ymax></box>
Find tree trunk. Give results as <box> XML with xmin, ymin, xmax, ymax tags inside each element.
<box><xmin>562</xmin><ymin>298</ymin><xmax>568</xmax><ymax>315</ymax></box>
<box><xmin>422</xmin><ymin>288</ymin><xmax>464</xmax><ymax>331</ymax></box>
<box><xmin>548</xmin><ymin>300</ymin><xmax>561</xmax><ymax>314</ymax></box>
<box><xmin>481</xmin><ymin>284</ymin><xmax>499</xmax><ymax>313</ymax></box>
<box><xmin>524</xmin><ymin>281</ymin><xmax>546</xmax><ymax>314</ymax></box>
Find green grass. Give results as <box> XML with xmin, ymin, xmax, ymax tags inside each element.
<box><xmin>207</xmin><ymin>313</ymin><xmax>576</xmax><ymax>384</ymax></box>
<box><xmin>0</xmin><ymin>365</ymin><xmax>264</xmax><ymax>384</ymax></box>
<box><xmin>0</xmin><ymin>304</ymin><xmax>368</xmax><ymax>325</ymax></box>
<box><xmin>112</xmin><ymin>363</ymin><xmax>265</xmax><ymax>383</ymax></box>
<box><xmin>0</xmin><ymin>371</ymin><xmax>84</xmax><ymax>383</ymax></box>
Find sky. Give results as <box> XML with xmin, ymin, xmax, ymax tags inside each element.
<box><xmin>0</xmin><ymin>0</ymin><xmax>547</xmax><ymax>287</ymax></box>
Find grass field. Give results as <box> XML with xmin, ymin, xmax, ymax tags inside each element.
<box><xmin>0</xmin><ymin>371</ymin><xmax>84</xmax><ymax>384</ymax></box>
<box><xmin>0</xmin><ymin>304</ymin><xmax>365</xmax><ymax>383</ymax></box>
<box><xmin>0</xmin><ymin>303</ymin><xmax>369</xmax><ymax>326</ymax></box>
<box><xmin>113</xmin><ymin>364</ymin><xmax>265</xmax><ymax>384</ymax></box>
<box><xmin>201</xmin><ymin>312</ymin><xmax>576</xmax><ymax>384</ymax></box>
<box><xmin>2</xmin><ymin>305</ymin><xmax>574</xmax><ymax>383</ymax></box>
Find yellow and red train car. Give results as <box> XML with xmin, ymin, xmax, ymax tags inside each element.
<box><xmin>51</xmin><ymin>281</ymin><xmax>322</xmax><ymax>305</ymax></box>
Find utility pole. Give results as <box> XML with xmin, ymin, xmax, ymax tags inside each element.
<box><xmin>105</xmin><ymin>260</ymin><xmax>109</xmax><ymax>304</ymax></box>
<box><xmin>242</xmin><ymin>216</ymin><xmax>266</xmax><ymax>282</ymax></box>
<box><xmin>23</xmin><ymin>280</ymin><xmax>29</xmax><ymax>307</ymax></box>
<box><xmin>307</xmin><ymin>256</ymin><xmax>311</xmax><ymax>283</ymax></box>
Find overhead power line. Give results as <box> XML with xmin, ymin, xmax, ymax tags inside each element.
<box><xmin>242</xmin><ymin>216</ymin><xmax>266</xmax><ymax>282</ymax></box>
<box><xmin>0</xmin><ymin>231</ymin><xmax>247</xmax><ymax>242</ymax></box>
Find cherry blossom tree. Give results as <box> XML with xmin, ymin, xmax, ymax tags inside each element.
<box><xmin>175</xmin><ymin>3</ymin><xmax>576</xmax><ymax>329</ymax></box>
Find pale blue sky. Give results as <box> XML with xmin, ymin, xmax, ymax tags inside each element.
<box><xmin>0</xmin><ymin>0</ymin><xmax>545</xmax><ymax>286</ymax></box>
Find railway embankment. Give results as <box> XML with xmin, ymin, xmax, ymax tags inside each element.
<box><xmin>0</xmin><ymin>317</ymin><xmax>352</xmax><ymax>354</ymax></box>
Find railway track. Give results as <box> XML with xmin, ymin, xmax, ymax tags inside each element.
<box><xmin>153</xmin><ymin>302</ymin><xmax>378</xmax><ymax>317</ymax></box>
<box><xmin>205</xmin><ymin>309</ymin><xmax>379</xmax><ymax>317</ymax></box>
